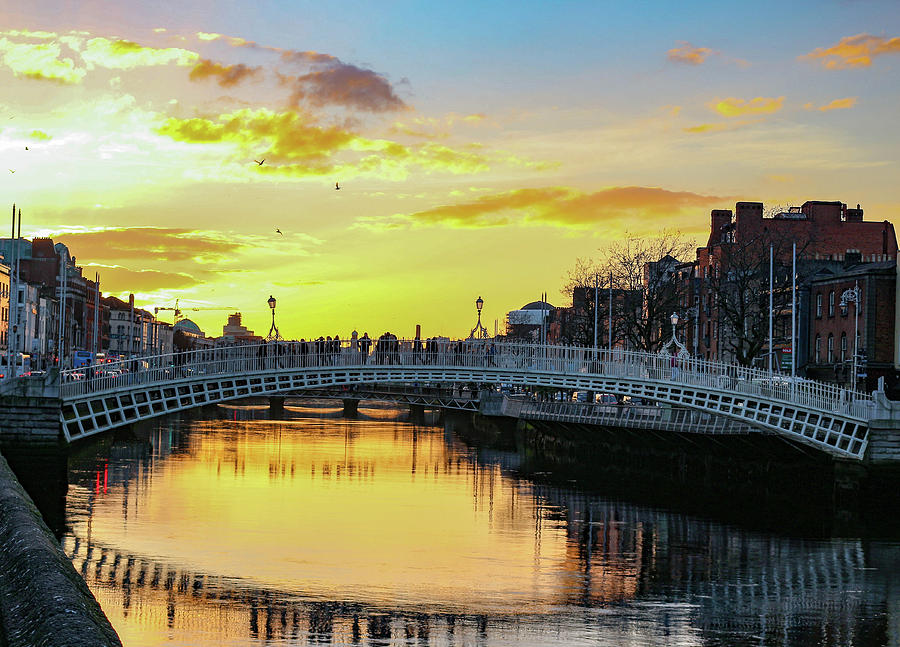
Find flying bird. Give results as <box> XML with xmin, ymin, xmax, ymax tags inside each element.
<box><xmin>335</xmin><ymin>182</ymin><xmax>340</xmax><ymax>190</ymax></box>
<box><xmin>275</xmin><ymin>228</ymin><xmax>283</xmax><ymax>236</ymax></box>
<box><xmin>254</xmin><ymin>159</ymin><xmax>265</xmax><ymax>166</ymax></box>
<box><xmin>8</xmin><ymin>169</ymin><xmax>14</xmax><ymax>173</ymax></box>
<box><xmin>24</xmin><ymin>146</ymin><xmax>28</xmax><ymax>151</ymax></box>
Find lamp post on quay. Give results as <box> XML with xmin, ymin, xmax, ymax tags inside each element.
<box><xmin>266</xmin><ymin>295</ymin><xmax>282</xmax><ymax>342</ymax></box>
<box><xmin>469</xmin><ymin>296</ymin><xmax>490</xmax><ymax>340</ymax></box>
<box><xmin>840</xmin><ymin>281</ymin><xmax>861</xmax><ymax>392</ymax></box>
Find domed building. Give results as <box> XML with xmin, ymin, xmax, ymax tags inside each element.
<box><xmin>173</xmin><ymin>318</ymin><xmax>214</xmax><ymax>350</ymax></box>
<box><xmin>174</xmin><ymin>318</ymin><xmax>203</xmax><ymax>336</ymax></box>
<box><xmin>506</xmin><ymin>300</ymin><xmax>554</xmax><ymax>341</ymax></box>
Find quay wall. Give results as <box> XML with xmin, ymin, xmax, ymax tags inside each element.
<box><xmin>0</xmin><ymin>451</ymin><xmax>121</xmax><ymax>646</ymax></box>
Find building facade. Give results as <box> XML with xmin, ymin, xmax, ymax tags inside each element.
<box><xmin>807</xmin><ymin>261</ymin><xmax>898</xmax><ymax>392</ymax></box>
<box><xmin>685</xmin><ymin>200</ymin><xmax>897</xmax><ymax>373</ymax></box>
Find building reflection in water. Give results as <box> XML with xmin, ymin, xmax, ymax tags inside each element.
<box><xmin>60</xmin><ymin>403</ymin><xmax>899</xmax><ymax>647</ymax></box>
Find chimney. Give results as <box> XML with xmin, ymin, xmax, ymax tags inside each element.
<box><xmin>845</xmin><ymin>203</ymin><xmax>864</xmax><ymax>222</ymax></box>
<box><xmin>708</xmin><ymin>209</ymin><xmax>732</xmax><ymax>246</ymax></box>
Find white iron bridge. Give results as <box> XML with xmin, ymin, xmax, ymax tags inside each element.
<box><xmin>60</xmin><ymin>340</ymin><xmax>877</xmax><ymax>459</ymax></box>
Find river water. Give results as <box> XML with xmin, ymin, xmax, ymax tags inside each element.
<box><xmin>56</xmin><ymin>402</ymin><xmax>899</xmax><ymax>647</ymax></box>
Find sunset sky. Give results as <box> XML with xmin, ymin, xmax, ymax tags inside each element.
<box><xmin>1</xmin><ymin>1</ymin><xmax>899</xmax><ymax>339</ymax></box>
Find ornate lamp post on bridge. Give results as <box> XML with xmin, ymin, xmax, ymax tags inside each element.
<box><xmin>840</xmin><ymin>281</ymin><xmax>860</xmax><ymax>392</ymax></box>
<box><xmin>266</xmin><ymin>295</ymin><xmax>282</xmax><ymax>342</ymax></box>
<box><xmin>469</xmin><ymin>296</ymin><xmax>490</xmax><ymax>340</ymax></box>
<box><xmin>659</xmin><ymin>311</ymin><xmax>689</xmax><ymax>357</ymax></box>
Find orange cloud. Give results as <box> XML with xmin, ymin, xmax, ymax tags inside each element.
<box><xmin>57</xmin><ymin>227</ymin><xmax>242</xmax><ymax>263</ymax></box>
<box><xmin>357</xmin><ymin>186</ymin><xmax>724</xmax><ymax>230</ymax></box>
<box><xmin>667</xmin><ymin>42</ymin><xmax>713</xmax><ymax>65</ymax></box>
<box><xmin>803</xmin><ymin>97</ymin><xmax>857</xmax><ymax>111</ymax></box>
<box><xmin>800</xmin><ymin>33</ymin><xmax>900</xmax><ymax>69</ymax></box>
<box><xmin>189</xmin><ymin>58</ymin><xmax>262</xmax><ymax>87</ymax></box>
<box><xmin>82</xmin><ymin>264</ymin><xmax>201</xmax><ymax>291</ymax></box>
<box><xmin>709</xmin><ymin>96</ymin><xmax>784</xmax><ymax>117</ymax></box>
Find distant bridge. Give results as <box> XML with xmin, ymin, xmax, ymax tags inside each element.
<box><xmin>55</xmin><ymin>340</ymin><xmax>884</xmax><ymax>460</ymax></box>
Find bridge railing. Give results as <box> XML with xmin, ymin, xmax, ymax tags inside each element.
<box><xmin>60</xmin><ymin>340</ymin><xmax>871</xmax><ymax>419</ymax></box>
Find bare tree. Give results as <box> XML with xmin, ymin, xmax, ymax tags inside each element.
<box><xmin>562</xmin><ymin>231</ymin><xmax>693</xmax><ymax>351</ymax></box>
<box><xmin>702</xmin><ymin>231</ymin><xmax>815</xmax><ymax>367</ymax></box>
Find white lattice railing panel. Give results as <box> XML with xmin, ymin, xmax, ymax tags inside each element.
<box><xmin>59</xmin><ymin>341</ymin><xmax>872</xmax><ymax>458</ymax></box>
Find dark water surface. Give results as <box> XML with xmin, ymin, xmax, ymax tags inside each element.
<box><xmin>54</xmin><ymin>403</ymin><xmax>899</xmax><ymax>646</ymax></box>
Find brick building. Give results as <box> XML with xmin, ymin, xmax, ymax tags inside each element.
<box><xmin>0</xmin><ymin>237</ymin><xmax>107</xmax><ymax>366</ymax></box>
<box><xmin>684</xmin><ymin>200</ymin><xmax>897</xmax><ymax>375</ymax></box>
<box><xmin>807</xmin><ymin>261</ymin><xmax>897</xmax><ymax>392</ymax></box>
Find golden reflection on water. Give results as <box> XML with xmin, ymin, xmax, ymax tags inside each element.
<box><xmin>63</xmin><ymin>411</ymin><xmax>649</xmax><ymax>646</ymax></box>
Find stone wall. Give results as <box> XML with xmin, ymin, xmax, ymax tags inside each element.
<box><xmin>0</xmin><ymin>375</ymin><xmax>62</xmax><ymax>445</ymax></box>
<box><xmin>0</xmin><ymin>452</ymin><xmax>121</xmax><ymax>646</ymax></box>
<box><xmin>0</xmin><ymin>396</ymin><xmax>61</xmax><ymax>444</ymax></box>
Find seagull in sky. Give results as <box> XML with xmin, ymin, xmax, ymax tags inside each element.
<box><xmin>254</xmin><ymin>159</ymin><xmax>265</xmax><ymax>166</ymax></box>
<box><xmin>275</xmin><ymin>228</ymin><xmax>283</xmax><ymax>236</ymax></box>
<box><xmin>335</xmin><ymin>182</ymin><xmax>340</xmax><ymax>190</ymax></box>
<box><xmin>7</xmin><ymin>169</ymin><xmax>14</xmax><ymax>173</ymax></box>
<box><xmin>24</xmin><ymin>146</ymin><xmax>28</xmax><ymax>151</ymax></box>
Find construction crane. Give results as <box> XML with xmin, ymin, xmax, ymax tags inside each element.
<box><xmin>153</xmin><ymin>299</ymin><xmax>236</xmax><ymax>323</ymax></box>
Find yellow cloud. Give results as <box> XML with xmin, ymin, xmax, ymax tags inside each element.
<box><xmin>800</xmin><ymin>33</ymin><xmax>900</xmax><ymax>69</ymax></box>
<box><xmin>0</xmin><ymin>37</ymin><xmax>85</xmax><ymax>83</ymax></box>
<box><xmin>709</xmin><ymin>96</ymin><xmax>784</xmax><ymax>117</ymax></box>
<box><xmin>29</xmin><ymin>129</ymin><xmax>52</xmax><ymax>140</ymax></box>
<box><xmin>156</xmin><ymin>108</ymin><xmax>517</xmax><ymax>179</ymax></box>
<box><xmin>0</xmin><ymin>29</ymin><xmax>58</xmax><ymax>40</ymax></box>
<box><xmin>357</xmin><ymin>186</ymin><xmax>724</xmax><ymax>230</ymax></box>
<box><xmin>81</xmin><ymin>37</ymin><xmax>198</xmax><ymax>69</ymax></box>
<box><xmin>156</xmin><ymin>108</ymin><xmax>358</xmax><ymax>171</ymax></box>
<box><xmin>803</xmin><ymin>97</ymin><xmax>857</xmax><ymax>111</ymax></box>
<box><xmin>189</xmin><ymin>59</ymin><xmax>262</xmax><ymax>87</ymax></box>
<box><xmin>684</xmin><ymin>123</ymin><xmax>730</xmax><ymax>133</ymax></box>
<box><xmin>683</xmin><ymin>119</ymin><xmax>761</xmax><ymax>134</ymax></box>
<box><xmin>667</xmin><ymin>42</ymin><xmax>713</xmax><ymax>65</ymax></box>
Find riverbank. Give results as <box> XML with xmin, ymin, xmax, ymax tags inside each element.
<box><xmin>459</xmin><ymin>411</ymin><xmax>900</xmax><ymax>538</ymax></box>
<box><xmin>0</xmin><ymin>450</ymin><xmax>121</xmax><ymax>646</ymax></box>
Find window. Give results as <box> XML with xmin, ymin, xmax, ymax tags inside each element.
<box><xmin>841</xmin><ymin>332</ymin><xmax>847</xmax><ymax>362</ymax></box>
<box><xmin>815</xmin><ymin>335</ymin><xmax>821</xmax><ymax>363</ymax></box>
<box><xmin>816</xmin><ymin>293</ymin><xmax>822</xmax><ymax>318</ymax></box>
<box><xmin>828</xmin><ymin>334</ymin><xmax>834</xmax><ymax>363</ymax></box>
<box><xmin>828</xmin><ymin>291</ymin><xmax>835</xmax><ymax>317</ymax></box>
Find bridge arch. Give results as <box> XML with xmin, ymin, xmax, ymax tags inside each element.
<box><xmin>61</xmin><ymin>341</ymin><xmax>872</xmax><ymax>458</ymax></box>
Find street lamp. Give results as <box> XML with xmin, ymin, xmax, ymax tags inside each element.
<box><xmin>469</xmin><ymin>296</ymin><xmax>489</xmax><ymax>340</ymax></box>
<box><xmin>840</xmin><ymin>281</ymin><xmax>860</xmax><ymax>392</ymax></box>
<box><xmin>266</xmin><ymin>295</ymin><xmax>282</xmax><ymax>342</ymax></box>
<box><xmin>660</xmin><ymin>311</ymin><xmax>688</xmax><ymax>357</ymax></box>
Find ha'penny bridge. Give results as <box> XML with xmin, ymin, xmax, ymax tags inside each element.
<box><xmin>37</xmin><ymin>339</ymin><xmax>900</xmax><ymax>462</ymax></box>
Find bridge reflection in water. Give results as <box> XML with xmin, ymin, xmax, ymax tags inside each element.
<box><xmin>62</xmin><ymin>409</ymin><xmax>897</xmax><ymax>647</ymax></box>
